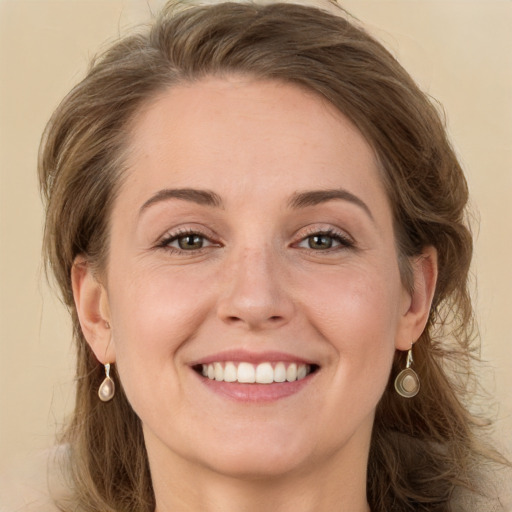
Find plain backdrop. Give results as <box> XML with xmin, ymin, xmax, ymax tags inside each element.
<box><xmin>0</xmin><ymin>0</ymin><xmax>511</xmax><ymax>475</ymax></box>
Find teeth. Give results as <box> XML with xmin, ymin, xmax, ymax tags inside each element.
<box><xmin>297</xmin><ymin>364</ymin><xmax>307</xmax><ymax>380</ymax></box>
<box><xmin>255</xmin><ymin>362</ymin><xmax>274</xmax><ymax>384</ymax></box>
<box><xmin>200</xmin><ymin>361</ymin><xmax>312</xmax><ymax>384</ymax></box>
<box><xmin>237</xmin><ymin>362</ymin><xmax>255</xmax><ymax>383</ymax></box>
<box><xmin>224</xmin><ymin>362</ymin><xmax>237</xmax><ymax>382</ymax></box>
<box><xmin>214</xmin><ymin>362</ymin><xmax>223</xmax><ymax>381</ymax></box>
<box><xmin>286</xmin><ymin>363</ymin><xmax>297</xmax><ymax>382</ymax></box>
<box><xmin>274</xmin><ymin>362</ymin><xmax>287</xmax><ymax>382</ymax></box>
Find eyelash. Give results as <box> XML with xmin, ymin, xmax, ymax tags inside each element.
<box><xmin>156</xmin><ymin>227</ymin><xmax>354</xmax><ymax>254</ymax></box>
<box><xmin>157</xmin><ymin>228</ymin><xmax>217</xmax><ymax>254</ymax></box>
<box><xmin>295</xmin><ymin>228</ymin><xmax>354</xmax><ymax>252</ymax></box>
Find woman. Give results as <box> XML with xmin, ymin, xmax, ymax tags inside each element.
<box><xmin>35</xmin><ymin>1</ymin><xmax>509</xmax><ymax>511</ymax></box>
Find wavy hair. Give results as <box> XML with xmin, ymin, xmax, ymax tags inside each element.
<box><xmin>39</xmin><ymin>1</ymin><xmax>506</xmax><ymax>510</ymax></box>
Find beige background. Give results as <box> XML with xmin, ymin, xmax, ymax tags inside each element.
<box><xmin>0</xmin><ymin>0</ymin><xmax>511</xmax><ymax>475</ymax></box>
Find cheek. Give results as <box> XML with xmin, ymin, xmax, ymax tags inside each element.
<box><xmin>302</xmin><ymin>262</ymin><xmax>403</xmax><ymax>342</ymax></box>
<box><xmin>106</xmin><ymin>266</ymin><xmax>213</xmax><ymax>395</ymax></box>
<box><xmin>110</xmin><ymin>263</ymin><xmax>212</xmax><ymax>337</ymax></box>
<box><xmin>299</xmin><ymin>266</ymin><xmax>401</xmax><ymax>403</ymax></box>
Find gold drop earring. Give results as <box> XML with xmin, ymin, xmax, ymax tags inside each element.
<box><xmin>98</xmin><ymin>363</ymin><xmax>115</xmax><ymax>402</ymax></box>
<box><xmin>394</xmin><ymin>346</ymin><xmax>420</xmax><ymax>398</ymax></box>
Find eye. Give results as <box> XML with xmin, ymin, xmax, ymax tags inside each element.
<box><xmin>305</xmin><ymin>234</ymin><xmax>335</xmax><ymax>250</ymax></box>
<box><xmin>174</xmin><ymin>234</ymin><xmax>206</xmax><ymax>250</ymax></box>
<box><xmin>158</xmin><ymin>230</ymin><xmax>215</xmax><ymax>252</ymax></box>
<box><xmin>296</xmin><ymin>230</ymin><xmax>353</xmax><ymax>251</ymax></box>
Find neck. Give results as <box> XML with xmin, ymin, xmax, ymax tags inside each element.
<box><xmin>149</xmin><ymin>434</ymin><xmax>371</xmax><ymax>512</ymax></box>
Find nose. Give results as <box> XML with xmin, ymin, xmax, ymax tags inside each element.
<box><xmin>216</xmin><ymin>245</ymin><xmax>295</xmax><ymax>330</ymax></box>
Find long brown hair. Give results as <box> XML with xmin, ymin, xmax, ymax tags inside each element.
<box><xmin>39</xmin><ymin>1</ymin><xmax>505</xmax><ymax>510</ymax></box>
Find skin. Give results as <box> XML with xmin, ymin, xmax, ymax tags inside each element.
<box><xmin>73</xmin><ymin>77</ymin><xmax>437</xmax><ymax>512</ymax></box>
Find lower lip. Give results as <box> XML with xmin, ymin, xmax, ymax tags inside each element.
<box><xmin>196</xmin><ymin>372</ymin><xmax>316</xmax><ymax>403</ymax></box>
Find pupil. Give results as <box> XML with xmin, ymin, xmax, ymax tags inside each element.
<box><xmin>179</xmin><ymin>235</ymin><xmax>203</xmax><ymax>250</ymax></box>
<box><xmin>309</xmin><ymin>235</ymin><xmax>332</xmax><ymax>249</ymax></box>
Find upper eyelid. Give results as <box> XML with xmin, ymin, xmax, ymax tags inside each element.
<box><xmin>296</xmin><ymin>233</ymin><xmax>353</xmax><ymax>247</ymax></box>
<box><xmin>158</xmin><ymin>225</ymin><xmax>218</xmax><ymax>243</ymax></box>
<box><xmin>155</xmin><ymin>224</ymin><xmax>354</xmax><ymax>246</ymax></box>
<box><xmin>294</xmin><ymin>225</ymin><xmax>354</xmax><ymax>242</ymax></box>
<box><xmin>166</xmin><ymin>232</ymin><xmax>212</xmax><ymax>243</ymax></box>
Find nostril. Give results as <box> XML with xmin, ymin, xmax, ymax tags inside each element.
<box><xmin>224</xmin><ymin>314</ymin><xmax>284</xmax><ymax>327</ymax></box>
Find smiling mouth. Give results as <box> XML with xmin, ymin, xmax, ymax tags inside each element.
<box><xmin>193</xmin><ymin>361</ymin><xmax>319</xmax><ymax>384</ymax></box>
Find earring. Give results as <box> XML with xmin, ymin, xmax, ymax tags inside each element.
<box><xmin>394</xmin><ymin>346</ymin><xmax>420</xmax><ymax>398</ymax></box>
<box><xmin>98</xmin><ymin>363</ymin><xmax>115</xmax><ymax>402</ymax></box>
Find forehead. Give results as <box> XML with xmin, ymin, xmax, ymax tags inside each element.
<box><xmin>122</xmin><ymin>76</ymin><xmax>386</xmax><ymax>209</ymax></box>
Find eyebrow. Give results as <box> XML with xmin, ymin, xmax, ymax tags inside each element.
<box><xmin>139</xmin><ymin>188</ymin><xmax>223</xmax><ymax>215</ymax></box>
<box><xmin>139</xmin><ymin>187</ymin><xmax>373</xmax><ymax>221</ymax></box>
<box><xmin>287</xmin><ymin>189</ymin><xmax>374</xmax><ymax>221</ymax></box>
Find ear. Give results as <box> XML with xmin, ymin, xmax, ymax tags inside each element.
<box><xmin>395</xmin><ymin>246</ymin><xmax>438</xmax><ymax>350</ymax></box>
<box><xmin>71</xmin><ymin>256</ymin><xmax>115</xmax><ymax>364</ymax></box>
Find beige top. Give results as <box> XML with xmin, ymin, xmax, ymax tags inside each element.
<box><xmin>0</xmin><ymin>448</ymin><xmax>511</xmax><ymax>512</ymax></box>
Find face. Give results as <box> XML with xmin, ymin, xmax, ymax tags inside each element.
<box><xmin>78</xmin><ymin>77</ymin><xmax>425</xmax><ymax>480</ymax></box>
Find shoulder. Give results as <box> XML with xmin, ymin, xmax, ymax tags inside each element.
<box><xmin>0</xmin><ymin>446</ymin><xmax>67</xmax><ymax>512</ymax></box>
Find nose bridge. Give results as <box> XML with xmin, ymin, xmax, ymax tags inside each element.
<box><xmin>217</xmin><ymin>241</ymin><xmax>293</xmax><ymax>329</ymax></box>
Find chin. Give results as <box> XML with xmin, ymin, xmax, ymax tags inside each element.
<box><xmin>199</xmin><ymin>448</ymin><xmax>311</xmax><ymax>481</ymax></box>
<box><xmin>184</xmin><ymin>425</ymin><xmax>327</xmax><ymax>480</ymax></box>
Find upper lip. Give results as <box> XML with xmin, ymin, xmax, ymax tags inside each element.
<box><xmin>189</xmin><ymin>349</ymin><xmax>318</xmax><ymax>367</ymax></box>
